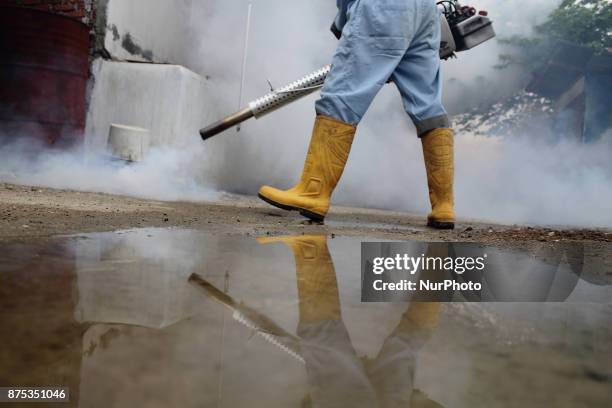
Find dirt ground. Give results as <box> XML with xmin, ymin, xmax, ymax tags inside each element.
<box><xmin>1</xmin><ymin>182</ymin><xmax>611</xmax><ymax>247</ymax></box>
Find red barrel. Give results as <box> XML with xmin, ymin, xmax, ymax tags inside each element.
<box><xmin>0</xmin><ymin>7</ymin><xmax>90</xmax><ymax>146</ymax></box>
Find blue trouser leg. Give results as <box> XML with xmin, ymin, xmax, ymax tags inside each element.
<box><xmin>316</xmin><ymin>0</ymin><xmax>450</xmax><ymax>136</ymax></box>
<box><xmin>391</xmin><ymin>2</ymin><xmax>450</xmax><ymax>135</ymax></box>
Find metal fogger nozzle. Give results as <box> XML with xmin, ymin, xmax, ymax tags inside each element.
<box><xmin>200</xmin><ymin>65</ymin><xmax>331</xmax><ymax>141</ymax></box>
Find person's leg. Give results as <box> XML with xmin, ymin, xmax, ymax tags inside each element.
<box><xmin>366</xmin><ymin>243</ymin><xmax>448</xmax><ymax>407</ymax></box>
<box><xmin>315</xmin><ymin>0</ymin><xmax>418</xmax><ymax>124</ymax></box>
<box><xmin>421</xmin><ymin>128</ymin><xmax>455</xmax><ymax>229</ymax></box>
<box><xmin>391</xmin><ymin>1</ymin><xmax>455</xmax><ymax>229</ymax></box>
<box><xmin>391</xmin><ymin>7</ymin><xmax>450</xmax><ymax>136</ymax></box>
<box><xmin>259</xmin><ymin>0</ymin><xmax>416</xmax><ymax>222</ymax></box>
<box><xmin>257</xmin><ymin>235</ymin><xmax>377</xmax><ymax>407</ymax></box>
<box><xmin>258</xmin><ymin>115</ymin><xmax>357</xmax><ymax>222</ymax></box>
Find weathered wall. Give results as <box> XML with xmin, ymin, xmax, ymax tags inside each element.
<box><xmin>96</xmin><ymin>0</ymin><xmax>195</xmax><ymax>66</ymax></box>
<box><xmin>85</xmin><ymin>0</ymin><xmax>248</xmax><ymax>152</ymax></box>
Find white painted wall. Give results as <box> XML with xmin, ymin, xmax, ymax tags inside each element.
<box><xmin>87</xmin><ymin>0</ymin><xmax>250</xmax><ymax>152</ymax></box>
<box><xmin>101</xmin><ymin>0</ymin><xmax>252</xmax><ymax>78</ymax></box>
<box><xmin>85</xmin><ymin>59</ymin><xmax>215</xmax><ymax>151</ymax></box>
<box><xmin>103</xmin><ymin>0</ymin><xmax>195</xmax><ymax>66</ymax></box>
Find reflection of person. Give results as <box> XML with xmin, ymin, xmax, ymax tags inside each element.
<box><xmin>258</xmin><ymin>235</ymin><xmax>444</xmax><ymax>408</ymax></box>
<box><xmin>259</xmin><ymin>0</ymin><xmax>455</xmax><ymax>229</ymax></box>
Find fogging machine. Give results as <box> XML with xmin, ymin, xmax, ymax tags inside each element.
<box><xmin>200</xmin><ymin>1</ymin><xmax>495</xmax><ymax>141</ymax></box>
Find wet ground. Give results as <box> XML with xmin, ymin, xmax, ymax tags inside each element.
<box><xmin>2</xmin><ymin>182</ymin><xmax>612</xmax><ymax>247</ymax></box>
<box><xmin>1</xmin><ymin>228</ymin><xmax>610</xmax><ymax>407</ymax></box>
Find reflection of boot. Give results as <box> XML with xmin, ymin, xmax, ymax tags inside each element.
<box><xmin>413</xmin><ymin>242</ymin><xmax>455</xmax><ymax>302</ymax></box>
<box><xmin>259</xmin><ymin>235</ymin><xmax>378</xmax><ymax>407</ymax></box>
<box><xmin>389</xmin><ymin>246</ymin><xmax>445</xmax><ymax>347</ymax></box>
<box><xmin>396</xmin><ymin>302</ymin><xmax>442</xmax><ymax>336</ymax></box>
<box><xmin>368</xmin><ymin>246</ymin><xmax>445</xmax><ymax>407</ymax></box>
<box><xmin>421</xmin><ymin>128</ymin><xmax>455</xmax><ymax>229</ymax></box>
<box><xmin>411</xmin><ymin>389</ymin><xmax>446</xmax><ymax>408</ymax></box>
<box><xmin>367</xmin><ymin>299</ymin><xmax>443</xmax><ymax>408</ymax></box>
<box><xmin>257</xmin><ymin>235</ymin><xmax>340</xmax><ymax>323</ymax></box>
<box><xmin>259</xmin><ymin>115</ymin><xmax>356</xmax><ymax>222</ymax></box>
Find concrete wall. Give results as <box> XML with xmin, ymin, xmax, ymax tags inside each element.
<box><xmin>97</xmin><ymin>0</ymin><xmax>195</xmax><ymax>65</ymax></box>
<box><xmin>85</xmin><ymin>0</ymin><xmax>248</xmax><ymax>152</ymax></box>
<box><xmin>85</xmin><ymin>59</ymin><xmax>213</xmax><ymax>151</ymax></box>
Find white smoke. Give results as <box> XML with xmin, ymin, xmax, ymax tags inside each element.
<box><xmin>191</xmin><ymin>0</ymin><xmax>612</xmax><ymax>228</ymax></box>
<box><xmin>2</xmin><ymin>0</ymin><xmax>611</xmax><ymax>228</ymax></box>
<box><xmin>0</xmin><ymin>137</ymin><xmax>217</xmax><ymax>202</ymax></box>
<box><xmin>443</xmin><ymin>0</ymin><xmax>563</xmax><ymax>111</ymax></box>
<box><xmin>454</xmin><ymin>131</ymin><xmax>612</xmax><ymax>227</ymax></box>
<box><xmin>330</xmin><ymin>92</ymin><xmax>612</xmax><ymax>228</ymax></box>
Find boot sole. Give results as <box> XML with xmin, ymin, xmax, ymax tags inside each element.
<box><xmin>258</xmin><ymin>193</ymin><xmax>325</xmax><ymax>223</ymax></box>
<box><xmin>427</xmin><ymin>220</ymin><xmax>455</xmax><ymax>230</ymax></box>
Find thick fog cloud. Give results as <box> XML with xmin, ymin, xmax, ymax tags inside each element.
<box><xmin>4</xmin><ymin>0</ymin><xmax>612</xmax><ymax>228</ymax></box>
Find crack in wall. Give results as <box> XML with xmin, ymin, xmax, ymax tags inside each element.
<box><xmin>120</xmin><ymin>32</ymin><xmax>154</xmax><ymax>62</ymax></box>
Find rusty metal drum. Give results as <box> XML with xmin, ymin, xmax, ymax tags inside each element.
<box><xmin>0</xmin><ymin>7</ymin><xmax>90</xmax><ymax>146</ymax></box>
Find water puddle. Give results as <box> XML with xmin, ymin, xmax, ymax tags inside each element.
<box><xmin>0</xmin><ymin>228</ymin><xmax>610</xmax><ymax>407</ymax></box>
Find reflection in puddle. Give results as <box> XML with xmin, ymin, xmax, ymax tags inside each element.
<box><xmin>361</xmin><ymin>241</ymin><xmax>612</xmax><ymax>302</ymax></box>
<box><xmin>0</xmin><ymin>228</ymin><xmax>610</xmax><ymax>407</ymax></box>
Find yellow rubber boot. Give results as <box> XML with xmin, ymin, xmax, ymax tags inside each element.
<box><xmin>257</xmin><ymin>235</ymin><xmax>340</xmax><ymax>324</ymax></box>
<box><xmin>258</xmin><ymin>115</ymin><xmax>356</xmax><ymax>222</ymax></box>
<box><xmin>421</xmin><ymin>128</ymin><xmax>455</xmax><ymax>229</ymax></box>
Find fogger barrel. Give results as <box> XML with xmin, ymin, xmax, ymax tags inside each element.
<box><xmin>200</xmin><ymin>65</ymin><xmax>330</xmax><ymax>141</ymax></box>
<box><xmin>200</xmin><ymin>4</ymin><xmax>496</xmax><ymax>141</ymax></box>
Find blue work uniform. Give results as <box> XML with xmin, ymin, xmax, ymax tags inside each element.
<box><xmin>316</xmin><ymin>0</ymin><xmax>451</xmax><ymax>136</ymax></box>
